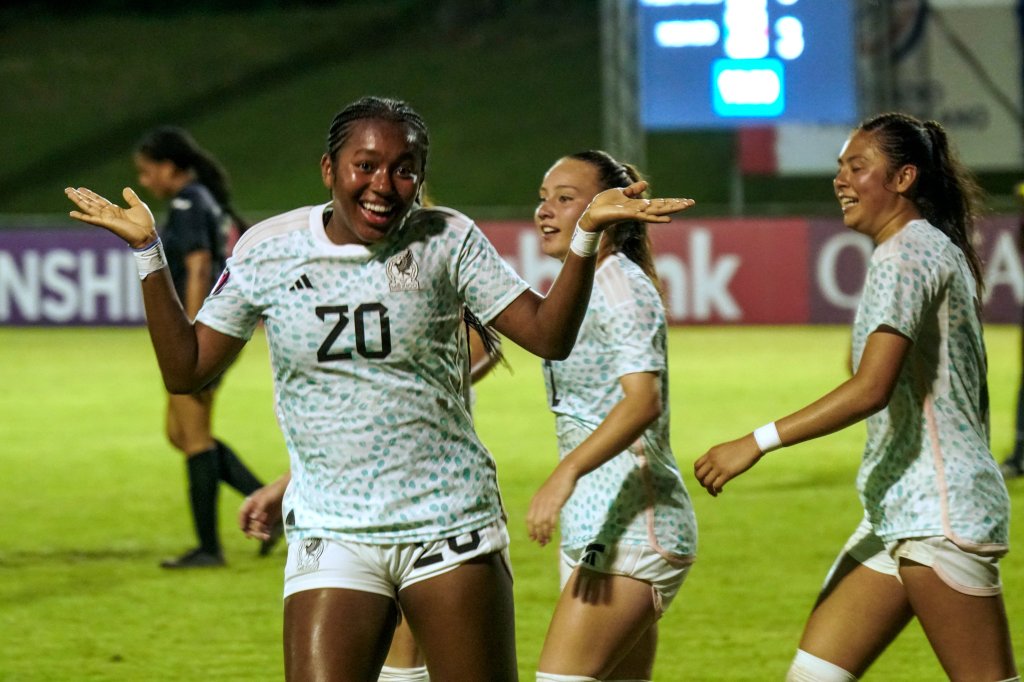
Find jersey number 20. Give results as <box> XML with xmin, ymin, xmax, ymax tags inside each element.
<box><xmin>316</xmin><ymin>303</ymin><xmax>392</xmax><ymax>361</ymax></box>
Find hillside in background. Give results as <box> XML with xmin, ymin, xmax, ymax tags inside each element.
<box><xmin>1</xmin><ymin>2</ymin><xmax>1017</xmax><ymax>221</ymax></box>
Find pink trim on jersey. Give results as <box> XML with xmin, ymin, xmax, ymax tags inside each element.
<box><xmin>633</xmin><ymin>439</ymin><xmax>695</xmax><ymax>568</ymax></box>
<box><xmin>924</xmin><ymin>396</ymin><xmax>1007</xmax><ymax>555</ymax></box>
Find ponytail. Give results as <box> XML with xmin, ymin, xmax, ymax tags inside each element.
<box><xmin>136</xmin><ymin>126</ymin><xmax>248</xmax><ymax>232</ymax></box>
<box><xmin>858</xmin><ymin>113</ymin><xmax>985</xmax><ymax>292</ymax></box>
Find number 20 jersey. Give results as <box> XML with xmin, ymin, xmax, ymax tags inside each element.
<box><xmin>196</xmin><ymin>203</ymin><xmax>530</xmax><ymax>544</ymax></box>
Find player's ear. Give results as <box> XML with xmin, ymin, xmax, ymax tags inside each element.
<box><xmin>320</xmin><ymin>154</ymin><xmax>334</xmax><ymax>189</ymax></box>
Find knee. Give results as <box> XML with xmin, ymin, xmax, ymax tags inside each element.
<box><xmin>786</xmin><ymin>649</ymin><xmax>857</xmax><ymax>682</ymax></box>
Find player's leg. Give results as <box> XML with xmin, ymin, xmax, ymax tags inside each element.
<box><xmin>896</xmin><ymin>538</ymin><xmax>1016</xmax><ymax>680</ymax></box>
<box><xmin>604</xmin><ymin>621</ymin><xmax>657</xmax><ymax>681</ymax></box>
<box><xmin>378</xmin><ymin>615</ymin><xmax>428</xmax><ymax>681</ymax></box>
<box><xmin>162</xmin><ymin>390</ymin><xmax>223</xmax><ymax>567</ymax></box>
<box><xmin>789</xmin><ymin>521</ymin><xmax>914</xmax><ymax>679</ymax></box>
<box><xmin>1001</xmin><ymin>377</ymin><xmax>1024</xmax><ymax>478</ymax></box>
<box><xmin>285</xmin><ymin>587</ymin><xmax>397</xmax><ymax>682</ymax></box>
<box><xmin>537</xmin><ymin>567</ymin><xmax>659</xmax><ymax>679</ymax></box>
<box><xmin>399</xmin><ymin>551</ymin><xmax>517</xmax><ymax>681</ymax></box>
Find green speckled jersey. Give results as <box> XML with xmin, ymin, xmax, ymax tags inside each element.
<box><xmin>543</xmin><ymin>254</ymin><xmax>697</xmax><ymax>558</ymax></box>
<box><xmin>852</xmin><ymin>219</ymin><xmax>1009</xmax><ymax>553</ymax></box>
<box><xmin>196</xmin><ymin>203</ymin><xmax>530</xmax><ymax>544</ymax></box>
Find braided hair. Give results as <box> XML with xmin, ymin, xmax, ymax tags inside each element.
<box><xmin>858</xmin><ymin>112</ymin><xmax>985</xmax><ymax>291</ymax></box>
<box><xmin>325</xmin><ymin>96</ymin><xmax>430</xmax><ymax>176</ymax></box>
<box><xmin>136</xmin><ymin>126</ymin><xmax>247</xmax><ymax>232</ymax></box>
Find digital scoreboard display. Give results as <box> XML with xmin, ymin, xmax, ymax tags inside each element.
<box><xmin>638</xmin><ymin>0</ymin><xmax>858</xmax><ymax>129</ymax></box>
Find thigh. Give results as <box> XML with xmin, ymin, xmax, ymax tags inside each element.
<box><xmin>800</xmin><ymin>554</ymin><xmax>914</xmax><ymax>677</ymax></box>
<box><xmin>398</xmin><ymin>551</ymin><xmax>517</xmax><ymax>682</ymax></box>
<box><xmin>284</xmin><ymin>587</ymin><xmax>398</xmax><ymax>682</ymax></box>
<box><xmin>538</xmin><ymin>567</ymin><xmax>660</xmax><ymax>679</ymax></box>
<box><xmin>900</xmin><ymin>560</ymin><xmax>1017</xmax><ymax>680</ymax></box>
<box><xmin>383</xmin><ymin>615</ymin><xmax>425</xmax><ymax>668</ymax></box>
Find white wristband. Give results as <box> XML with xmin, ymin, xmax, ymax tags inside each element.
<box><xmin>753</xmin><ymin>422</ymin><xmax>782</xmax><ymax>454</ymax></box>
<box><xmin>133</xmin><ymin>238</ymin><xmax>168</xmax><ymax>280</ymax></box>
<box><xmin>569</xmin><ymin>225</ymin><xmax>601</xmax><ymax>258</ymax></box>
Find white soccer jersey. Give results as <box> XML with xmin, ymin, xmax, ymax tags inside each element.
<box><xmin>852</xmin><ymin>219</ymin><xmax>1009</xmax><ymax>552</ymax></box>
<box><xmin>196</xmin><ymin>203</ymin><xmax>530</xmax><ymax>544</ymax></box>
<box><xmin>542</xmin><ymin>254</ymin><xmax>697</xmax><ymax>559</ymax></box>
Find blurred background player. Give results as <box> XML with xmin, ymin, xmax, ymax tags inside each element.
<box><xmin>134</xmin><ymin>126</ymin><xmax>273</xmax><ymax>569</ymax></box>
<box><xmin>695</xmin><ymin>113</ymin><xmax>1016</xmax><ymax>681</ymax></box>
<box><xmin>1000</xmin><ymin>179</ymin><xmax>1024</xmax><ymax>479</ymax></box>
<box><xmin>526</xmin><ymin>150</ymin><xmax>697</xmax><ymax>682</ymax></box>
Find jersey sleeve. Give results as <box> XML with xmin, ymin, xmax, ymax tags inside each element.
<box><xmin>860</xmin><ymin>250</ymin><xmax>941</xmax><ymax>343</ymax></box>
<box><xmin>194</xmin><ymin>256</ymin><xmax>262</xmax><ymax>340</ymax></box>
<box><xmin>451</xmin><ymin>221</ymin><xmax>531</xmax><ymax>325</ymax></box>
<box><xmin>598</xmin><ymin>273</ymin><xmax>667</xmax><ymax>378</ymax></box>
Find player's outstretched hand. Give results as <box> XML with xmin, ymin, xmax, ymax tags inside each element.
<box><xmin>526</xmin><ymin>467</ymin><xmax>577</xmax><ymax>547</ymax></box>
<box><xmin>578</xmin><ymin>181</ymin><xmax>695</xmax><ymax>232</ymax></box>
<box><xmin>239</xmin><ymin>474</ymin><xmax>289</xmax><ymax>541</ymax></box>
<box><xmin>65</xmin><ymin>186</ymin><xmax>157</xmax><ymax>249</ymax></box>
<box><xmin>693</xmin><ymin>435</ymin><xmax>763</xmax><ymax>497</ymax></box>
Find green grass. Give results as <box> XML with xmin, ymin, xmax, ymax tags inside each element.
<box><xmin>1</xmin><ymin>325</ymin><xmax>1022</xmax><ymax>680</ymax></box>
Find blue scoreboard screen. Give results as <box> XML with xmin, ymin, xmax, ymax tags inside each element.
<box><xmin>638</xmin><ymin>0</ymin><xmax>858</xmax><ymax>129</ymax></box>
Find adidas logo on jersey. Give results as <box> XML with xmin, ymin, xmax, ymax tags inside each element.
<box><xmin>580</xmin><ymin>543</ymin><xmax>606</xmax><ymax>567</ymax></box>
<box><xmin>289</xmin><ymin>274</ymin><xmax>314</xmax><ymax>291</ymax></box>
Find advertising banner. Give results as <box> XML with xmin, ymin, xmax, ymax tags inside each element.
<box><xmin>2</xmin><ymin>216</ymin><xmax>1021</xmax><ymax>326</ymax></box>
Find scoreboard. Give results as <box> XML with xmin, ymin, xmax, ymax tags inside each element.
<box><xmin>638</xmin><ymin>0</ymin><xmax>858</xmax><ymax>129</ymax></box>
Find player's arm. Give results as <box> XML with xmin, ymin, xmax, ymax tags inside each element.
<box><xmin>239</xmin><ymin>472</ymin><xmax>290</xmax><ymax>540</ymax></box>
<box><xmin>65</xmin><ymin>186</ymin><xmax>244</xmax><ymax>392</ymax></box>
<box><xmin>527</xmin><ymin>371</ymin><xmax>662</xmax><ymax>546</ymax></box>
<box><xmin>694</xmin><ymin>327</ymin><xmax>910</xmax><ymax>496</ymax></box>
<box><xmin>182</xmin><ymin>249</ymin><xmax>212</xmax><ymax>321</ymax></box>
<box><xmin>491</xmin><ymin>183</ymin><xmax>694</xmax><ymax>359</ymax></box>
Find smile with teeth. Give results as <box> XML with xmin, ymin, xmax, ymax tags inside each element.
<box><xmin>838</xmin><ymin>196</ymin><xmax>858</xmax><ymax>210</ymax></box>
<box><xmin>540</xmin><ymin>226</ymin><xmax>559</xmax><ymax>235</ymax></box>
<box><xmin>361</xmin><ymin>200</ymin><xmax>394</xmax><ymax>216</ymax></box>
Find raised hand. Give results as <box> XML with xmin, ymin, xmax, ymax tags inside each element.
<box><xmin>578</xmin><ymin>180</ymin><xmax>695</xmax><ymax>232</ymax></box>
<box><xmin>65</xmin><ymin>186</ymin><xmax>157</xmax><ymax>249</ymax></box>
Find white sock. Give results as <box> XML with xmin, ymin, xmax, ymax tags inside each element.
<box><xmin>536</xmin><ymin>674</ymin><xmax>599</xmax><ymax>682</ymax></box>
<box><xmin>995</xmin><ymin>677</ymin><xmax>1021</xmax><ymax>682</ymax></box>
<box><xmin>378</xmin><ymin>665</ymin><xmax>429</xmax><ymax>682</ymax></box>
<box><xmin>786</xmin><ymin>649</ymin><xmax>857</xmax><ymax>681</ymax></box>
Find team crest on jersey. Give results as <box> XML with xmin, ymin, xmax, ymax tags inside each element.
<box><xmin>385</xmin><ymin>249</ymin><xmax>420</xmax><ymax>292</ymax></box>
<box><xmin>295</xmin><ymin>538</ymin><xmax>325</xmax><ymax>573</ymax></box>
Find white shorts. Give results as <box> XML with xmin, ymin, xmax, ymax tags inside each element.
<box><xmin>559</xmin><ymin>542</ymin><xmax>693</xmax><ymax>615</ymax></box>
<box><xmin>825</xmin><ymin>517</ymin><xmax>1003</xmax><ymax>597</ymax></box>
<box><xmin>283</xmin><ymin>520</ymin><xmax>511</xmax><ymax>600</ymax></box>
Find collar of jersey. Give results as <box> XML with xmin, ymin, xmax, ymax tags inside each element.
<box><xmin>308</xmin><ymin>203</ymin><xmax>376</xmax><ymax>260</ymax></box>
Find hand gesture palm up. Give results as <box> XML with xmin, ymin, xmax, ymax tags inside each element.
<box><xmin>581</xmin><ymin>180</ymin><xmax>695</xmax><ymax>232</ymax></box>
<box><xmin>65</xmin><ymin>186</ymin><xmax>157</xmax><ymax>249</ymax></box>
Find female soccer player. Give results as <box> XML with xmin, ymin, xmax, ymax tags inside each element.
<box><xmin>526</xmin><ymin>151</ymin><xmax>697</xmax><ymax>682</ymax></box>
<box><xmin>133</xmin><ymin>126</ymin><xmax>269</xmax><ymax>568</ymax></box>
<box><xmin>66</xmin><ymin>96</ymin><xmax>693</xmax><ymax>682</ymax></box>
<box><xmin>694</xmin><ymin>113</ymin><xmax>1017</xmax><ymax>681</ymax></box>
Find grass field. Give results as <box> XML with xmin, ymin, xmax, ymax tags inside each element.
<box><xmin>1</xmin><ymin>324</ymin><xmax>1022</xmax><ymax>680</ymax></box>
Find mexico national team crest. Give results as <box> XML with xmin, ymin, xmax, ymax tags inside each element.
<box><xmin>385</xmin><ymin>249</ymin><xmax>420</xmax><ymax>292</ymax></box>
<box><xmin>295</xmin><ymin>538</ymin><xmax>325</xmax><ymax>574</ymax></box>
